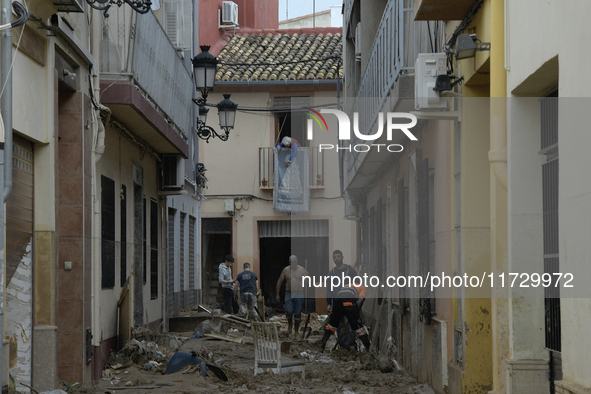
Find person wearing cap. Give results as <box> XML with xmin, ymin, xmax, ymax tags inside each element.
<box><xmin>236</xmin><ymin>262</ymin><xmax>260</xmax><ymax>320</ymax></box>
<box><xmin>276</xmin><ymin>136</ymin><xmax>300</xmax><ymax>167</ymax></box>
<box><xmin>219</xmin><ymin>255</ymin><xmax>239</xmax><ymax>314</ymax></box>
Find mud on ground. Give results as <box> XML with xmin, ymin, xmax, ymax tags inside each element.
<box><xmin>94</xmin><ymin>326</ymin><xmax>434</xmax><ymax>394</ymax></box>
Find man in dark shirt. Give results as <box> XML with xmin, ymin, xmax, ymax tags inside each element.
<box><xmin>326</xmin><ymin>250</ymin><xmax>359</xmax><ymax>313</ymax></box>
<box><xmin>236</xmin><ymin>262</ymin><xmax>260</xmax><ymax>320</ymax></box>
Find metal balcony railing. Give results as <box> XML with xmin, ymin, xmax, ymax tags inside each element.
<box><xmin>259</xmin><ymin>147</ymin><xmax>325</xmax><ymax>188</ymax></box>
<box><xmin>347</xmin><ymin>0</ymin><xmax>444</xmax><ymax>171</ymax></box>
<box><xmin>99</xmin><ymin>10</ymin><xmax>193</xmax><ymax>140</ymax></box>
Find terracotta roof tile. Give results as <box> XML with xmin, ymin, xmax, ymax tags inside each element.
<box><xmin>215</xmin><ymin>29</ymin><xmax>342</xmax><ymax>82</ymax></box>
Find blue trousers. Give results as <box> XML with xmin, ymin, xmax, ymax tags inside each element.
<box><xmin>285</xmin><ymin>292</ymin><xmax>304</xmax><ymax>322</ymax></box>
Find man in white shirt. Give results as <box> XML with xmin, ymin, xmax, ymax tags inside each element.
<box><xmin>219</xmin><ymin>255</ymin><xmax>238</xmax><ymax>314</ymax></box>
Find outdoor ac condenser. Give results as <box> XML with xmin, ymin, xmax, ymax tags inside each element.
<box><xmin>414</xmin><ymin>52</ymin><xmax>449</xmax><ymax>111</ymax></box>
<box><xmin>354</xmin><ymin>22</ymin><xmax>361</xmax><ymax>62</ymax></box>
<box><xmin>162</xmin><ymin>154</ymin><xmax>184</xmax><ymax>189</ymax></box>
<box><xmin>221</xmin><ymin>1</ymin><xmax>239</xmax><ymax>25</ymax></box>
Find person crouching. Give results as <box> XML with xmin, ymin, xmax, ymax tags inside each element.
<box><xmin>319</xmin><ymin>283</ymin><xmax>370</xmax><ymax>351</ymax></box>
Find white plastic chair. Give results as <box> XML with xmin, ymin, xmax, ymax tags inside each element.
<box><xmin>252</xmin><ymin>322</ymin><xmax>305</xmax><ymax>378</ymax></box>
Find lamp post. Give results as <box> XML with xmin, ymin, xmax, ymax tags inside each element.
<box><xmin>192</xmin><ymin>46</ymin><xmax>238</xmax><ymax>142</ymax></box>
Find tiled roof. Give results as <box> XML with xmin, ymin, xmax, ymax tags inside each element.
<box><xmin>214</xmin><ymin>30</ymin><xmax>342</xmax><ymax>82</ymax></box>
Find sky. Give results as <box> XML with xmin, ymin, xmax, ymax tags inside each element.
<box><xmin>278</xmin><ymin>0</ymin><xmax>340</xmax><ymax>21</ymax></box>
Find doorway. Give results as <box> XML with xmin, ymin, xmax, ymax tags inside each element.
<box><xmin>258</xmin><ymin>220</ymin><xmax>329</xmax><ymax>313</ymax></box>
<box><xmin>201</xmin><ymin>218</ymin><xmax>232</xmax><ymax>306</ymax></box>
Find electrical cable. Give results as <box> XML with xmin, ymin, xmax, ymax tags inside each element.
<box><xmin>88</xmin><ymin>64</ymin><xmax>100</xmax><ymax>109</ymax></box>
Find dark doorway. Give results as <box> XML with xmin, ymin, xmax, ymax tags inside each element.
<box><xmin>202</xmin><ymin>219</ymin><xmax>232</xmax><ymax>306</ymax></box>
<box><xmin>260</xmin><ymin>237</ymin><xmax>291</xmax><ymax>304</ymax></box>
<box><xmin>259</xmin><ymin>236</ymin><xmax>329</xmax><ymax>313</ymax></box>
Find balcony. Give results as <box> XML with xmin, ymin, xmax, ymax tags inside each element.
<box><xmin>344</xmin><ymin>0</ymin><xmax>441</xmax><ymax>190</ymax></box>
<box><xmin>99</xmin><ymin>10</ymin><xmax>192</xmax><ymax>157</ymax></box>
<box><xmin>259</xmin><ymin>147</ymin><xmax>325</xmax><ymax>189</ymax></box>
<box><xmin>414</xmin><ymin>0</ymin><xmax>477</xmax><ymax>21</ymax></box>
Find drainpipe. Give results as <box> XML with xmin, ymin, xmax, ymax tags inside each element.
<box><xmin>90</xmin><ymin>7</ymin><xmax>104</xmax><ymax>361</ymax></box>
<box><xmin>0</xmin><ymin>0</ymin><xmax>14</xmax><ymax>382</ymax></box>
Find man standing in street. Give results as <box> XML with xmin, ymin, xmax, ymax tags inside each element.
<box><xmin>236</xmin><ymin>262</ymin><xmax>260</xmax><ymax>320</ymax></box>
<box><xmin>219</xmin><ymin>255</ymin><xmax>238</xmax><ymax>314</ymax></box>
<box><xmin>276</xmin><ymin>255</ymin><xmax>309</xmax><ymax>336</ymax></box>
<box><xmin>326</xmin><ymin>250</ymin><xmax>358</xmax><ymax>314</ymax></box>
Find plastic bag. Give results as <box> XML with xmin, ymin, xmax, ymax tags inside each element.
<box><xmin>193</xmin><ymin>319</ymin><xmax>216</xmax><ymax>338</ymax></box>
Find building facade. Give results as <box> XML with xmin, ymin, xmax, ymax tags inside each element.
<box><xmin>3</xmin><ymin>1</ymin><xmax>201</xmax><ymax>391</ymax></box>
<box><xmin>197</xmin><ymin>20</ymin><xmax>356</xmax><ymax>313</ymax></box>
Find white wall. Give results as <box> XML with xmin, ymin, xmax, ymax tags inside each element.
<box><xmin>508</xmin><ymin>2</ymin><xmax>591</xmax><ymax>388</ymax></box>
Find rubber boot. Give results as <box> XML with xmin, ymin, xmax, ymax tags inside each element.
<box><xmin>286</xmin><ymin>316</ymin><xmax>293</xmax><ymax>335</ymax></box>
<box><xmin>293</xmin><ymin>319</ymin><xmax>302</xmax><ymax>337</ymax></box>
<box><xmin>359</xmin><ymin>334</ymin><xmax>370</xmax><ymax>351</ymax></box>
<box><xmin>319</xmin><ymin>330</ymin><xmax>332</xmax><ymax>351</ymax></box>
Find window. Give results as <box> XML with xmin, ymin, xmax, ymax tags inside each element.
<box><xmin>274</xmin><ymin>97</ymin><xmax>310</xmax><ymax>147</ymax></box>
<box><xmin>120</xmin><ymin>185</ymin><xmax>127</xmax><ymax>287</ymax></box>
<box><xmin>418</xmin><ymin>157</ymin><xmax>435</xmax><ymax>323</ymax></box>
<box><xmin>101</xmin><ymin>176</ymin><xmax>116</xmax><ymax>288</ymax></box>
<box><xmin>143</xmin><ymin>197</ymin><xmax>147</xmax><ymax>284</ymax></box>
<box><xmin>150</xmin><ymin>199</ymin><xmax>158</xmax><ymax>299</ymax></box>
<box><xmin>397</xmin><ymin>178</ymin><xmax>407</xmax><ymax>313</ymax></box>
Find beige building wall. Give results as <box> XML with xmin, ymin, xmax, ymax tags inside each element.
<box><xmin>96</xmin><ymin>123</ymin><xmax>163</xmax><ymax>341</ymax></box>
<box><xmin>200</xmin><ymin>89</ymin><xmax>356</xmax><ymax>310</ymax></box>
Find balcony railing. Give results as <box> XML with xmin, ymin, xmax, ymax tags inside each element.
<box><xmin>100</xmin><ymin>10</ymin><xmax>193</xmax><ymax>139</ymax></box>
<box><xmin>259</xmin><ymin>147</ymin><xmax>325</xmax><ymax>188</ymax></box>
<box><xmin>347</xmin><ymin>0</ymin><xmax>443</xmax><ymax>171</ymax></box>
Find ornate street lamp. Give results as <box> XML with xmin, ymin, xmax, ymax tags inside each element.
<box><xmin>192</xmin><ymin>46</ymin><xmax>238</xmax><ymax>143</ymax></box>
<box><xmin>87</xmin><ymin>0</ymin><xmax>151</xmax><ymax>17</ymax></box>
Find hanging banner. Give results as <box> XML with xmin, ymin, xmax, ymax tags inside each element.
<box><xmin>273</xmin><ymin>147</ymin><xmax>310</xmax><ymax>213</ymax></box>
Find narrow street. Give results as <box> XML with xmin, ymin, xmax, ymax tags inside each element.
<box><xmin>90</xmin><ymin>315</ymin><xmax>434</xmax><ymax>394</ymax></box>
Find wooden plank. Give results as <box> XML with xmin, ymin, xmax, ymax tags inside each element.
<box><xmin>6</xmin><ymin>205</ymin><xmax>33</xmax><ymax>223</ymax></box>
<box><xmin>12</xmin><ymin>168</ymin><xmax>33</xmax><ymax>187</ymax></box>
<box><xmin>7</xmin><ymin>193</ymin><xmax>33</xmax><ymax>211</ymax></box>
<box><xmin>5</xmin><ymin>217</ymin><xmax>33</xmax><ymax>234</ymax></box>
<box><xmin>9</xmin><ymin>182</ymin><xmax>33</xmax><ymax>200</ymax></box>
<box><xmin>203</xmin><ymin>333</ymin><xmax>243</xmax><ymax>344</ymax></box>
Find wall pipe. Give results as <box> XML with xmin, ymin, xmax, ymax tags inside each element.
<box><xmin>0</xmin><ymin>0</ymin><xmax>15</xmax><ymax>383</ymax></box>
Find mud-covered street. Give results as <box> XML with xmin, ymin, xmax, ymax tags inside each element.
<box><xmin>80</xmin><ymin>314</ymin><xmax>435</xmax><ymax>394</ymax></box>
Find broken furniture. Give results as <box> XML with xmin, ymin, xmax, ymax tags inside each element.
<box><xmin>252</xmin><ymin>322</ymin><xmax>305</xmax><ymax>378</ymax></box>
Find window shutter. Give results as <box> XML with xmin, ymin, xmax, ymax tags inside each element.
<box><xmin>163</xmin><ymin>0</ymin><xmax>192</xmax><ymax>51</ymax></box>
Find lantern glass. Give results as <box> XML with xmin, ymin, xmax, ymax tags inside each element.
<box><xmin>205</xmin><ymin>64</ymin><xmax>216</xmax><ymax>90</ymax></box>
<box><xmin>219</xmin><ymin>108</ymin><xmax>236</xmax><ymax>128</ymax></box>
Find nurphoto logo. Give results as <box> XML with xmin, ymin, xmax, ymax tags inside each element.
<box><xmin>305</xmin><ymin>108</ymin><xmax>418</xmax><ymax>153</ymax></box>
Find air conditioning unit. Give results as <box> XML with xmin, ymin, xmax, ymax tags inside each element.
<box><xmin>354</xmin><ymin>22</ymin><xmax>361</xmax><ymax>62</ymax></box>
<box><xmin>414</xmin><ymin>52</ymin><xmax>449</xmax><ymax>111</ymax></box>
<box><xmin>221</xmin><ymin>1</ymin><xmax>239</xmax><ymax>25</ymax></box>
<box><xmin>163</xmin><ymin>0</ymin><xmax>192</xmax><ymax>51</ymax></box>
<box><xmin>344</xmin><ymin>190</ymin><xmax>359</xmax><ymax>220</ymax></box>
<box><xmin>162</xmin><ymin>155</ymin><xmax>184</xmax><ymax>189</ymax></box>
